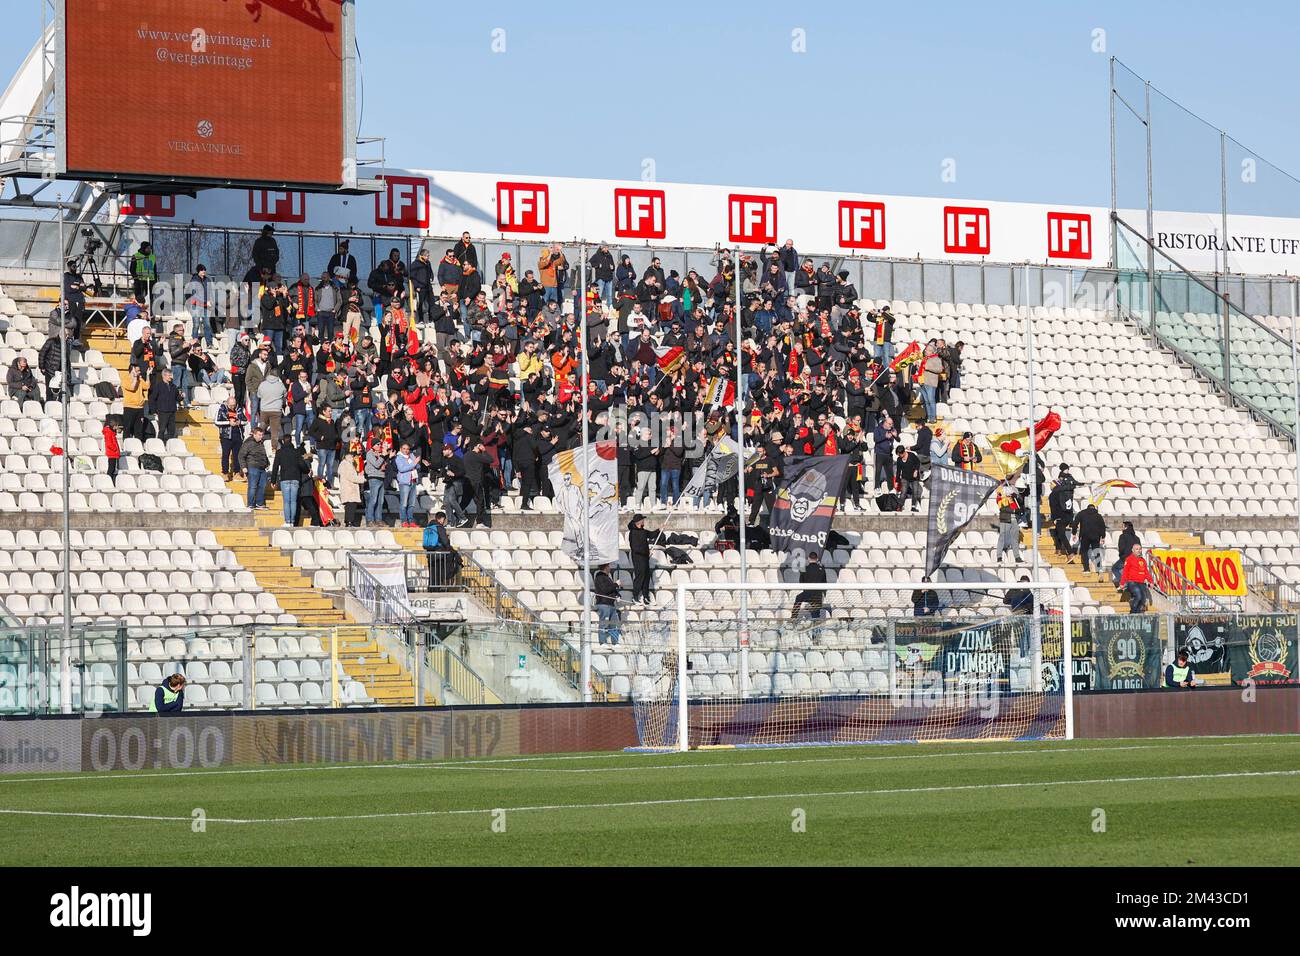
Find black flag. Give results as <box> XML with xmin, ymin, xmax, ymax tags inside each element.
<box><xmin>770</xmin><ymin>455</ymin><xmax>852</xmax><ymax>565</ymax></box>
<box><xmin>925</xmin><ymin>464</ymin><xmax>1000</xmax><ymax>576</ymax></box>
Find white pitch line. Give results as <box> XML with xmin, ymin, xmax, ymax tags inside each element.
<box><xmin>1</xmin><ymin>738</ymin><xmax>1297</xmax><ymax>785</ymax></box>
<box><xmin>2</xmin><ymin>768</ymin><xmax>1297</xmax><ymax>826</ymax></box>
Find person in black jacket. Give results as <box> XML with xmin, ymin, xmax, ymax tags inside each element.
<box><xmin>628</xmin><ymin>514</ymin><xmax>658</xmax><ymax>603</ymax></box>
<box><xmin>895</xmin><ymin>445</ymin><xmax>923</xmax><ymax>512</ymax></box>
<box><xmin>1112</xmin><ymin>521</ymin><xmax>1141</xmax><ymax>587</ymax></box>
<box><xmin>251</xmin><ymin>224</ymin><xmax>280</xmax><ymax>276</ymax></box>
<box><xmin>792</xmin><ymin>551</ymin><xmax>829</xmax><ymax>619</ymax></box>
<box><xmin>594</xmin><ymin>564</ymin><xmax>622</xmax><ymax>644</ymax></box>
<box><xmin>452</xmin><ymin>232</ymin><xmax>479</xmax><ymax>269</ymax></box>
<box><xmin>409</xmin><ymin>247</ymin><xmax>435</xmax><ymax>325</ymax></box>
<box><xmin>588</xmin><ymin>244</ymin><xmax>616</xmax><ymax>305</ymax></box>
<box><xmin>462</xmin><ymin>440</ymin><xmax>496</xmax><ymax>528</ymax></box>
<box><xmin>1072</xmin><ymin>503</ymin><xmax>1107</xmax><ymax>575</ymax></box>
<box><xmin>270</xmin><ymin>438</ymin><xmax>309</xmax><ymax>526</ymax></box>
<box><xmin>307</xmin><ymin>405</ymin><xmax>340</xmax><ymax>486</ymax></box>
<box><xmin>151</xmin><ymin>368</ymin><xmax>180</xmax><ymax>440</ymax></box>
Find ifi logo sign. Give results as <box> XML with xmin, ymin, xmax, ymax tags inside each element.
<box><xmin>728</xmin><ymin>193</ymin><xmax>777</xmax><ymax>244</ymax></box>
<box><xmin>496</xmin><ymin>181</ymin><xmax>550</xmax><ymax>233</ymax></box>
<box><xmin>838</xmin><ymin>200</ymin><xmax>886</xmax><ymax>250</ymax></box>
<box><xmin>50</xmin><ymin>887</ymin><xmax>152</xmax><ymax>936</ymax></box>
<box><xmin>375</xmin><ymin>175</ymin><xmax>430</xmax><ymax>229</ymax></box>
<box><xmin>614</xmin><ymin>188</ymin><xmax>666</xmax><ymax>239</ymax></box>
<box><xmin>248</xmin><ymin>190</ymin><xmax>306</xmax><ymax>224</ymax></box>
<box><xmin>120</xmin><ymin>194</ymin><xmax>176</xmax><ymax>218</ymax></box>
<box><xmin>943</xmin><ymin>205</ymin><xmax>990</xmax><ymax>255</ymax></box>
<box><xmin>1047</xmin><ymin>211</ymin><xmax>1092</xmax><ymax>260</ymax></box>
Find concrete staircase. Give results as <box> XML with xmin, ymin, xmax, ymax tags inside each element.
<box><xmin>1030</xmin><ymin>526</ymin><xmax>1204</xmax><ymax>613</ymax></box>
<box><xmin>213</xmin><ymin>527</ymin><xmax>424</xmax><ymax>705</ymax></box>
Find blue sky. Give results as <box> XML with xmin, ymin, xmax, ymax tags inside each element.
<box><xmin>4</xmin><ymin>1</ymin><xmax>1298</xmax><ymax>211</ymax></box>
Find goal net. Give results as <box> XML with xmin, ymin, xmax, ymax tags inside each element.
<box><xmin>623</xmin><ymin>581</ymin><xmax>1073</xmax><ymax>751</ymax></box>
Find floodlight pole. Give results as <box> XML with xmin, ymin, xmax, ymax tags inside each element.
<box><xmin>58</xmin><ymin>201</ymin><xmax>71</xmax><ymax>714</ymax></box>
<box><xmin>1025</xmin><ymin>264</ymin><xmax>1043</xmax><ymax>693</ymax></box>
<box><xmin>579</xmin><ymin>244</ymin><xmax>591</xmax><ymax>703</ymax></box>
<box><xmin>734</xmin><ymin>248</ymin><xmax>749</xmax><ymax>695</ymax></box>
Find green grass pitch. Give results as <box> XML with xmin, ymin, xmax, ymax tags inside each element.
<box><xmin>1</xmin><ymin>736</ymin><xmax>1298</xmax><ymax>866</ymax></box>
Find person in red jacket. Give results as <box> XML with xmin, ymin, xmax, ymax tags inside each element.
<box><xmin>103</xmin><ymin>420</ymin><xmax>122</xmax><ymax>484</ymax></box>
<box><xmin>1118</xmin><ymin>545</ymin><xmax>1153</xmax><ymax>614</ymax></box>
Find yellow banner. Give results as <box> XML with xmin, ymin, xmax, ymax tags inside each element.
<box><xmin>1150</xmin><ymin>549</ymin><xmax>1247</xmax><ymax>597</ymax></box>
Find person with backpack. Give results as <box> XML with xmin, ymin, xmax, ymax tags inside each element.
<box><xmin>422</xmin><ymin>511</ymin><xmax>460</xmax><ymax>587</ymax></box>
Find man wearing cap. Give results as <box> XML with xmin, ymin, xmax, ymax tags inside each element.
<box><xmin>955</xmin><ymin>431</ymin><xmax>982</xmax><ymax>471</ymax></box>
<box><xmin>238</xmin><ymin>424</ymin><xmax>271</xmax><ymax>508</ymax></box>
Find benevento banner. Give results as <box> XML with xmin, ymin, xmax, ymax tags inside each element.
<box><xmin>1150</xmin><ymin>549</ymin><xmax>1246</xmax><ymax>597</ymax></box>
<box><xmin>770</xmin><ymin>455</ymin><xmax>851</xmax><ymax>558</ymax></box>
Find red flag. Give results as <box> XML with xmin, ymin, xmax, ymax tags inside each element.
<box><xmin>314</xmin><ymin>479</ymin><xmax>335</xmax><ymax>525</ymax></box>
<box><xmin>1032</xmin><ymin>410</ymin><xmax>1062</xmax><ymax>451</ymax></box>
<box><xmin>890</xmin><ymin>340</ymin><xmax>922</xmax><ymax>372</ymax></box>
<box><xmin>654</xmin><ymin>345</ymin><xmax>685</xmax><ymax>375</ymax></box>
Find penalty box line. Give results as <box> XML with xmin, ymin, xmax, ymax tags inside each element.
<box><xmin>0</xmin><ymin>739</ymin><xmax>1295</xmax><ymax>786</ymax></box>
<box><xmin>1</xmin><ymin>768</ymin><xmax>1298</xmax><ymax>826</ymax></box>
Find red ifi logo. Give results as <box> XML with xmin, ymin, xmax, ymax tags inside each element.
<box><xmin>614</xmin><ymin>188</ymin><xmax>666</xmax><ymax>239</ymax></box>
<box><xmin>496</xmin><ymin>181</ymin><xmax>549</xmax><ymax>234</ymax></box>
<box><xmin>248</xmin><ymin>190</ymin><xmax>306</xmax><ymax>224</ymax></box>
<box><xmin>838</xmin><ymin>200</ymin><xmax>886</xmax><ymax>250</ymax></box>
<box><xmin>120</xmin><ymin>194</ymin><xmax>175</xmax><ymax>218</ymax></box>
<box><xmin>1047</xmin><ymin>212</ymin><xmax>1092</xmax><ymax>260</ymax></box>
<box><xmin>943</xmin><ymin>206</ymin><xmax>990</xmax><ymax>254</ymax></box>
<box><xmin>375</xmin><ymin>175</ymin><xmax>429</xmax><ymax>229</ymax></box>
<box><xmin>728</xmin><ymin>193</ymin><xmax>777</xmax><ymax>245</ymax></box>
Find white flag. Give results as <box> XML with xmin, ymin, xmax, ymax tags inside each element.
<box><xmin>549</xmin><ymin>439</ymin><xmax>620</xmax><ymax>565</ymax></box>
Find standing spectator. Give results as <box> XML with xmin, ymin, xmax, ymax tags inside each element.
<box><xmin>37</xmin><ymin>332</ymin><xmax>69</xmax><ymax>404</ymax></box>
<box><xmin>62</xmin><ymin>259</ymin><xmax>87</xmax><ymax>341</ymax></box>
<box><xmin>872</xmin><ymin>414</ymin><xmax>896</xmax><ymax>491</ymax></box>
<box><xmin>1112</xmin><ymin>521</ymin><xmax>1141</xmax><ymax>587</ymax></box>
<box><xmin>121</xmin><ymin>365</ymin><xmax>148</xmax><ymax>441</ymax></box>
<box><xmin>394</xmin><ymin>442</ymin><xmax>421</xmax><ymax>527</ymax></box>
<box><xmin>1118</xmin><ymin>544</ymin><xmax>1153</xmax><ymax>614</ymax></box>
<box><xmin>216</xmin><ymin>395</ymin><xmax>247</xmax><ymax>481</ymax></box>
<box><xmin>251</xmin><ymin>224</ymin><xmax>280</xmax><ymax>277</ymax></box>
<box><xmin>452</xmin><ymin>232</ymin><xmax>479</xmax><ymax>270</ymax></box>
<box><xmin>954</xmin><ymin>432</ymin><xmax>982</xmax><ymax>471</ymax></box>
<box><xmin>462</xmin><ymin>439</ymin><xmax>496</xmax><ymax>528</ymax></box>
<box><xmin>152</xmin><ymin>368</ymin><xmax>180</xmax><ymax>441</ymax></box>
<box><xmin>658</xmin><ymin>428</ymin><xmax>685</xmax><ymax>505</ymax></box>
<box><xmin>238</xmin><ymin>425</ymin><xmax>271</xmax><ymax>509</ymax></box>
<box><xmin>920</xmin><ymin>345</ymin><xmax>944</xmax><ymax>422</ymax></box>
<box><xmin>1073</xmin><ymin>502</ymin><xmax>1107</xmax><ymax>576</ymax></box>
<box><xmin>287</xmin><ymin>369</ymin><xmax>314</xmax><ymax>446</ymax></box>
<box><xmin>594</xmin><ymin>564</ymin><xmax>622</xmax><ymax>644</ymax></box>
<box><xmin>129</xmin><ymin>241</ymin><xmax>157</xmax><ymax>304</ymax></box>
<box><xmin>256</xmin><ymin>371</ymin><xmax>286</xmax><ymax>447</ymax></box>
<box><xmin>270</xmin><ymin>438</ymin><xmax>308</xmax><ymax>526</ymax></box>
<box><xmin>328</xmin><ymin>239</ymin><xmax>358</xmax><ymax>286</ymax></box>
<box><xmin>364</xmin><ymin>441</ymin><xmax>392</xmax><ymax>526</ymax></box>
<box><xmin>186</xmin><ymin>264</ymin><xmax>214</xmax><ymax>347</ymax></box>
<box><xmin>339</xmin><ymin>450</ymin><xmax>365</xmax><ymax>527</ymax></box>
<box><xmin>103</xmin><ymin>419</ymin><xmax>122</xmax><ymax>485</ymax></box>
<box><xmin>315</xmin><ymin>270</ymin><xmax>341</xmax><ymax>342</ymax></box>
<box><xmin>409</xmin><ymin>247</ymin><xmax>435</xmax><ymax>325</ymax></box>
<box><xmin>995</xmin><ymin>485</ymin><xmax>1022</xmax><ymax>564</ymax></box>
<box><xmin>628</xmin><ymin>514</ymin><xmax>655</xmax><ymax>604</ymax></box>
<box><xmin>538</xmin><ymin>243</ymin><xmax>567</xmax><ymax>305</ymax></box>
<box><xmin>778</xmin><ymin>240</ymin><xmax>799</xmax><ymax>299</ymax></box>
<box><xmin>307</xmin><ymin>405</ymin><xmax>340</xmax><ymax>486</ymax></box>
<box><xmin>895</xmin><ymin>444</ymin><xmax>923</xmax><ymax>512</ymax></box>
<box><xmin>588</xmin><ymin>244</ymin><xmax>615</xmax><ymax>304</ymax></box>
<box><xmin>422</xmin><ymin>511</ymin><xmax>460</xmax><ymax>587</ymax></box>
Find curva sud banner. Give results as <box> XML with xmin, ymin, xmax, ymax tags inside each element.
<box><xmin>769</xmin><ymin>455</ymin><xmax>851</xmax><ymax>562</ymax></box>
<box><xmin>1228</xmin><ymin>614</ymin><xmax>1297</xmax><ymax>685</ymax></box>
<box><xmin>925</xmin><ymin>465</ymin><xmax>1000</xmax><ymax>577</ymax></box>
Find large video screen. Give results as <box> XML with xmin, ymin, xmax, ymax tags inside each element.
<box><xmin>61</xmin><ymin>0</ymin><xmax>348</xmax><ymax>187</ymax></box>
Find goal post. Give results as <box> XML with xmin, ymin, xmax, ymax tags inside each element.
<box><xmin>626</xmin><ymin>580</ymin><xmax>1073</xmax><ymax>752</ymax></box>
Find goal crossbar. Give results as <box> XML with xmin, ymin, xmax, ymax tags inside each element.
<box><xmin>670</xmin><ymin>580</ymin><xmax>1074</xmax><ymax>752</ymax></box>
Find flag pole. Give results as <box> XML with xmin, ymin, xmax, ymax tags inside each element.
<box><xmin>58</xmin><ymin>201</ymin><xmax>71</xmax><ymax>714</ymax></box>
<box><xmin>579</xmin><ymin>243</ymin><xmax>592</xmax><ymax>703</ymax></box>
<box><xmin>734</xmin><ymin>248</ymin><xmax>749</xmax><ymax>695</ymax></box>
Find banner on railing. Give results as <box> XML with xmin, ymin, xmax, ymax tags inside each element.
<box><xmin>1091</xmin><ymin>615</ymin><xmax>1163</xmax><ymax>690</ymax></box>
<box><xmin>1151</xmin><ymin>549</ymin><xmax>1247</xmax><ymax>598</ymax></box>
<box><xmin>350</xmin><ymin>552</ymin><xmax>415</xmax><ymax>622</ymax></box>
<box><xmin>1227</xmin><ymin>614</ymin><xmax>1297</xmax><ymax>685</ymax></box>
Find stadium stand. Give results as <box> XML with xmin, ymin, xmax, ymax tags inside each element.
<box><xmin>2</xmin><ymin>227</ymin><xmax>1297</xmax><ymax>711</ymax></box>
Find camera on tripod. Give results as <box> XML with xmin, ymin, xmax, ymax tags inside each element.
<box><xmin>80</xmin><ymin>227</ymin><xmax>102</xmax><ymax>254</ymax></box>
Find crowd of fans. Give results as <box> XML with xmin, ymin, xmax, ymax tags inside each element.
<box><xmin>100</xmin><ymin>232</ymin><xmax>976</xmax><ymax>531</ymax></box>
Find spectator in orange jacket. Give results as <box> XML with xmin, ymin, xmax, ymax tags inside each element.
<box><xmin>1118</xmin><ymin>545</ymin><xmax>1153</xmax><ymax>614</ymax></box>
<box><xmin>538</xmin><ymin>244</ymin><xmax>567</xmax><ymax>304</ymax></box>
